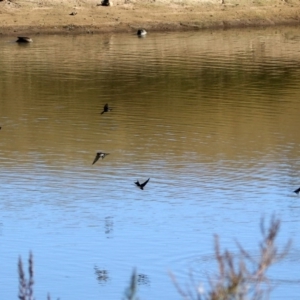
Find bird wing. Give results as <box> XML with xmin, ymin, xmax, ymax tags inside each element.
<box><xmin>141</xmin><ymin>178</ymin><xmax>150</xmax><ymax>188</ymax></box>
<box><xmin>101</xmin><ymin>104</ymin><xmax>108</xmax><ymax>114</ymax></box>
<box><xmin>294</xmin><ymin>187</ymin><xmax>300</xmax><ymax>194</ymax></box>
<box><xmin>92</xmin><ymin>153</ymin><xmax>100</xmax><ymax>165</ymax></box>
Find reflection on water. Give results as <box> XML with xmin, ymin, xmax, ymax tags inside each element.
<box><xmin>1</xmin><ymin>27</ymin><xmax>300</xmax><ymax>299</ymax></box>
<box><xmin>137</xmin><ymin>273</ymin><xmax>151</xmax><ymax>286</ymax></box>
<box><xmin>94</xmin><ymin>266</ymin><xmax>150</xmax><ymax>287</ymax></box>
<box><xmin>94</xmin><ymin>266</ymin><xmax>110</xmax><ymax>285</ymax></box>
<box><xmin>104</xmin><ymin>216</ymin><xmax>114</xmax><ymax>238</ymax></box>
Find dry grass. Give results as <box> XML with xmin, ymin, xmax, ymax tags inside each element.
<box><xmin>18</xmin><ymin>252</ymin><xmax>34</xmax><ymax>300</ymax></box>
<box><xmin>171</xmin><ymin>216</ymin><xmax>291</xmax><ymax>300</ymax></box>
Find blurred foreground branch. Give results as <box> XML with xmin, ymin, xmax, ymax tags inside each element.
<box><xmin>172</xmin><ymin>216</ymin><xmax>291</xmax><ymax>300</ymax></box>
<box><xmin>18</xmin><ymin>252</ymin><xmax>34</xmax><ymax>300</ymax></box>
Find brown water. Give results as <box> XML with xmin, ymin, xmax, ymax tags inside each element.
<box><xmin>1</xmin><ymin>27</ymin><xmax>300</xmax><ymax>299</ymax></box>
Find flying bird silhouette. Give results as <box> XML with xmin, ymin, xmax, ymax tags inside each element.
<box><xmin>135</xmin><ymin>178</ymin><xmax>150</xmax><ymax>190</ymax></box>
<box><xmin>101</xmin><ymin>103</ymin><xmax>111</xmax><ymax>115</ymax></box>
<box><xmin>92</xmin><ymin>152</ymin><xmax>109</xmax><ymax>165</ymax></box>
<box><xmin>294</xmin><ymin>187</ymin><xmax>300</xmax><ymax>194</ymax></box>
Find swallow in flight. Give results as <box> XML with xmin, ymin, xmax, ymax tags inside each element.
<box><xmin>294</xmin><ymin>187</ymin><xmax>300</xmax><ymax>194</ymax></box>
<box><xmin>101</xmin><ymin>103</ymin><xmax>112</xmax><ymax>115</ymax></box>
<box><xmin>135</xmin><ymin>178</ymin><xmax>150</xmax><ymax>190</ymax></box>
<box><xmin>92</xmin><ymin>152</ymin><xmax>109</xmax><ymax>165</ymax></box>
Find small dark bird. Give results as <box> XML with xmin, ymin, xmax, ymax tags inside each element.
<box><xmin>70</xmin><ymin>12</ymin><xmax>77</xmax><ymax>15</ymax></box>
<box><xmin>135</xmin><ymin>178</ymin><xmax>150</xmax><ymax>190</ymax></box>
<box><xmin>16</xmin><ymin>37</ymin><xmax>33</xmax><ymax>43</ymax></box>
<box><xmin>101</xmin><ymin>103</ymin><xmax>112</xmax><ymax>115</ymax></box>
<box><xmin>92</xmin><ymin>152</ymin><xmax>109</xmax><ymax>165</ymax></box>
<box><xmin>294</xmin><ymin>187</ymin><xmax>300</xmax><ymax>194</ymax></box>
<box><xmin>99</xmin><ymin>0</ymin><xmax>113</xmax><ymax>6</ymax></box>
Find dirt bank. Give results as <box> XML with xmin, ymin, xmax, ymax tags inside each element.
<box><xmin>0</xmin><ymin>0</ymin><xmax>300</xmax><ymax>36</ymax></box>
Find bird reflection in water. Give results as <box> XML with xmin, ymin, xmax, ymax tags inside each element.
<box><xmin>94</xmin><ymin>266</ymin><xmax>110</xmax><ymax>285</ymax></box>
<box><xmin>105</xmin><ymin>216</ymin><xmax>114</xmax><ymax>238</ymax></box>
<box><xmin>137</xmin><ymin>273</ymin><xmax>150</xmax><ymax>286</ymax></box>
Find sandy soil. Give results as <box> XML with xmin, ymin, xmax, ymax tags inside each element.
<box><xmin>0</xmin><ymin>0</ymin><xmax>300</xmax><ymax>36</ymax></box>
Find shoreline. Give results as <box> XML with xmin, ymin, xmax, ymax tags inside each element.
<box><xmin>0</xmin><ymin>1</ymin><xmax>300</xmax><ymax>36</ymax></box>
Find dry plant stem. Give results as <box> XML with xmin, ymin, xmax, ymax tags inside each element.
<box><xmin>123</xmin><ymin>269</ymin><xmax>139</xmax><ymax>300</ymax></box>
<box><xmin>170</xmin><ymin>271</ymin><xmax>203</xmax><ymax>300</ymax></box>
<box><xmin>18</xmin><ymin>252</ymin><xmax>34</xmax><ymax>300</ymax></box>
<box><xmin>209</xmin><ymin>236</ymin><xmax>248</xmax><ymax>300</ymax></box>
<box><xmin>173</xmin><ymin>216</ymin><xmax>290</xmax><ymax>300</ymax></box>
<box><xmin>238</xmin><ymin>217</ymin><xmax>291</xmax><ymax>279</ymax></box>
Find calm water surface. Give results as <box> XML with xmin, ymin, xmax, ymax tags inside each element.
<box><xmin>1</xmin><ymin>27</ymin><xmax>300</xmax><ymax>299</ymax></box>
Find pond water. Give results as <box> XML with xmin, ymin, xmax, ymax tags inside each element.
<box><xmin>1</xmin><ymin>27</ymin><xmax>300</xmax><ymax>300</ymax></box>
